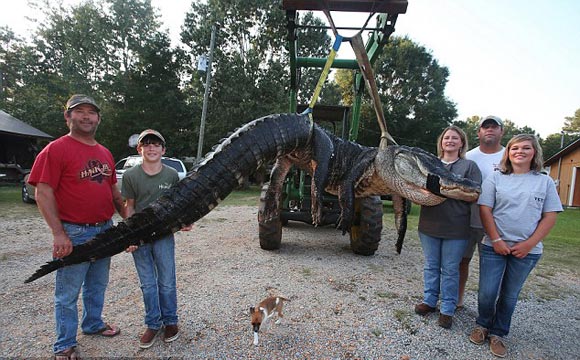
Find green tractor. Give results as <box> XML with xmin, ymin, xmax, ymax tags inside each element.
<box><xmin>258</xmin><ymin>0</ymin><xmax>408</xmax><ymax>255</ymax></box>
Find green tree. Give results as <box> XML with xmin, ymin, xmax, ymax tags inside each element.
<box><xmin>453</xmin><ymin>116</ymin><xmax>481</xmax><ymax>150</ymax></box>
<box><xmin>182</xmin><ymin>0</ymin><xmax>283</xmax><ymax>155</ymax></box>
<box><xmin>501</xmin><ymin>119</ymin><xmax>538</xmax><ymax>143</ymax></box>
<box><xmin>181</xmin><ymin>0</ymin><xmax>330</xmax><ymax>155</ymax></box>
<box><xmin>2</xmin><ymin>0</ymin><xmax>192</xmax><ymax>159</ymax></box>
<box><xmin>541</xmin><ymin>108</ymin><xmax>580</xmax><ymax>160</ymax></box>
<box><xmin>542</xmin><ymin>132</ymin><xmax>579</xmax><ymax>160</ymax></box>
<box><xmin>563</xmin><ymin>108</ymin><xmax>580</xmax><ymax>133</ymax></box>
<box><xmin>0</xmin><ymin>27</ymin><xmax>23</xmax><ymax>106</ymax></box>
<box><xmin>0</xmin><ymin>24</ymin><xmax>69</xmax><ymax>138</ymax></box>
<box><xmin>293</xmin><ymin>12</ymin><xmax>332</xmax><ymax>105</ymax></box>
<box><xmin>455</xmin><ymin>115</ymin><xmax>539</xmax><ymax>152</ymax></box>
<box><xmin>333</xmin><ymin>68</ymin><xmax>355</xmax><ymax>106</ymax></box>
<box><xmin>361</xmin><ymin>36</ymin><xmax>457</xmax><ymax>152</ymax></box>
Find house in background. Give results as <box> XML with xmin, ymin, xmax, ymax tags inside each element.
<box><xmin>0</xmin><ymin>109</ymin><xmax>53</xmax><ymax>182</ymax></box>
<box><xmin>544</xmin><ymin>137</ymin><xmax>580</xmax><ymax>207</ymax></box>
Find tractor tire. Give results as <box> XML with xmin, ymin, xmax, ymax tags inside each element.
<box><xmin>349</xmin><ymin>196</ymin><xmax>383</xmax><ymax>256</ymax></box>
<box><xmin>258</xmin><ymin>184</ymin><xmax>282</xmax><ymax>250</ymax></box>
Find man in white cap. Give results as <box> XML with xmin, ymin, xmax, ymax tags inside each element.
<box><xmin>122</xmin><ymin>129</ymin><xmax>191</xmax><ymax>349</ymax></box>
<box><xmin>458</xmin><ymin>115</ymin><xmax>505</xmax><ymax>308</ymax></box>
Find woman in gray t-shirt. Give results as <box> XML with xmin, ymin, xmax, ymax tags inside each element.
<box><xmin>415</xmin><ymin>126</ymin><xmax>482</xmax><ymax>329</ymax></box>
<box><xmin>469</xmin><ymin>134</ymin><xmax>563</xmax><ymax>358</ymax></box>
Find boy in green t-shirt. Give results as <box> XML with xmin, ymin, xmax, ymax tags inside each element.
<box><xmin>122</xmin><ymin>129</ymin><xmax>191</xmax><ymax>349</ymax></box>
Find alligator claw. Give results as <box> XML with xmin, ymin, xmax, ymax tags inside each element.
<box><xmin>336</xmin><ymin>212</ymin><xmax>352</xmax><ymax>235</ymax></box>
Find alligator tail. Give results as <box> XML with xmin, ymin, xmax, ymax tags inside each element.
<box><xmin>25</xmin><ymin>113</ymin><xmax>313</xmax><ymax>283</ymax></box>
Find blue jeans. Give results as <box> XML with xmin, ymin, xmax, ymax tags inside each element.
<box><xmin>54</xmin><ymin>220</ymin><xmax>113</xmax><ymax>354</ymax></box>
<box><xmin>419</xmin><ymin>231</ymin><xmax>468</xmax><ymax>315</ymax></box>
<box><xmin>132</xmin><ymin>235</ymin><xmax>178</xmax><ymax>330</ymax></box>
<box><xmin>477</xmin><ymin>244</ymin><xmax>540</xmax><ymax>337</ymax></box>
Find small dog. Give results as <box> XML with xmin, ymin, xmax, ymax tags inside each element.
<box><xmin>250</xmin><ymin>296</ymin><xmax>289</xmax><ymax>345</ymax></box>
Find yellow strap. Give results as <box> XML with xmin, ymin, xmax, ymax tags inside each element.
<box><xmin>308</xmin><ymin>36</ymin><xmax>342</xmax><ymax>109</ymax></box>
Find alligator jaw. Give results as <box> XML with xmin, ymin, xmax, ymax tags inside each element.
<box><xmin>387</xmin><ymin>146</ymin><xmax>480</xmax><ymax>205</ymax></box>
<box><xmin>439</xmin><ymin>182</ymin><xmax>480</xmax><ymax>202</ymax></box>
<box><xmin>426</xmin><ymin>172</ymin><xmax>480</xmax><ymax>202</ymax></box>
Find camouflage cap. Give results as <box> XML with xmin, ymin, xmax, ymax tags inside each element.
<box><xmin>65</xmin><ymin>94</ymin><xmax>101</xmax><ymax>112</ymax></box>
<box><xmin>137</xmin><ymin>129</ymin><xmax>166</xmax><ymax>145</ymax></box>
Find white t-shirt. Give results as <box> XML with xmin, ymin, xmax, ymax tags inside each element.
<box><xmin>466</xmin><ymin>146</ymin><xmax>505</xmax><ymax>227</ymax></box>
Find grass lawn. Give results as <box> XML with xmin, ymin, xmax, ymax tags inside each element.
<box><xmin>219</xmin><ymin>185</ymin><xmax>261</xmax><ymax>206</ymax></box>
<box><xmin>1</xmin><ymin>184</ymin><xmax>578</xmax><ymax>274</ymax></box>
<box><xmin>540</xmin><ymin>207</ymin><xmax>580</xmax><ymax>271</ymax></box>
<box><xmin>0</xmin><ymin>184</ymin><xmax>21</xmax><ymax>202</ymax></box>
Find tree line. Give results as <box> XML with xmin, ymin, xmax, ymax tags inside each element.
<box><xmin>1</xmin><ymin>0</ymin><xmax>578</xmax><ymax>165</ymax></box>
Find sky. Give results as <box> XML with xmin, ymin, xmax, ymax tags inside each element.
<box><xmin>1</xmin><ymin>0</ymin><xmax>579</xmax><ymax>138</ymax></box>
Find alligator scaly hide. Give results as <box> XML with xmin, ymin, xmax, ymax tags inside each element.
<box><xmin>26</xmin><ymin>113</ymin><xmax>479</xmax><ymax>283</ymax></box>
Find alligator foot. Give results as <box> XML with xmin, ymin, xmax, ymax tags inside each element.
<box><xmin>336</xmin><ymin>209</ymin><xmax>352</xmax><ymax>235</ymax></box>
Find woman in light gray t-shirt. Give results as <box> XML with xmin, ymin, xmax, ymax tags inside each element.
<box><xmin>469</xmin><ymin>134</ymin><xmax>563</xmax><ymax>358</ymax></box>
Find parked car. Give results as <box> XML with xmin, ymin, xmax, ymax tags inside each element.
<box><xmin>22</xmin><ymin>172</ymin><xmax>35</xmax><ymax>204</ymax></box>
<box><xmin>115</xmin><ymin>155</ymin><xmax>187</xmax><ymax>190</ymax></box>
<box><xmin>1</xmin><ymin>163</ymin><xmax>28</xmax><ymax>183</ymax></box>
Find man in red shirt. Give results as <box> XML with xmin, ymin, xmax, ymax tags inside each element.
<box><xmin>28</xmin><ymin>94</ymin><xmax>125</xmax><ymax>359</ymax></box>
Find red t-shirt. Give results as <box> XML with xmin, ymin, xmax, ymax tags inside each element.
<box><xmin>28</xmin><ymin>135</ymin><xmax>118</xmax><ymax>223</ymax></box>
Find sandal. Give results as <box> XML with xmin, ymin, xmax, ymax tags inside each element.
<box><xmin>84</xmin><ymin>323</ymin><xmax>121</xmax><ymax>337</ymax></box>
<box><xmin>54</xmin><ymin>346</ymin><xmax>79</xmax><ymax>360</ymax></box>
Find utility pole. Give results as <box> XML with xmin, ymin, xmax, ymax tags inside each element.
<box><xmin>197</xmin><ymin>25</ymin><xmax>216</xmax><ymax>161</ymax></box>
<box><xmin>556</xmin><ymin>131</ymin><xmax>565</xmax><ymax>195</ymax></box>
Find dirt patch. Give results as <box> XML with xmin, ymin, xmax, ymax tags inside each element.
<box><xmin>1</xmin><ymin>203</ymin><xmax>578</xmax><ymax>359</ymax></box>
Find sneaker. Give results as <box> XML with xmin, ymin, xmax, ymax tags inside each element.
<box><xmin>139</xmin><ymin>328</ymin><xmax>158</xmax><ymax>349</ymax></box>
<box><xmin>469</xmin><ymin>326</ymin><xmax>488</xmax><ymax>345</ymax></box>
<box><xmin>164</xmin><ymin>324</ymin><xmax>179</xmax><ymax>343</ymax></box>
<box><xmin>414</xmin><ymin>303</ymin><xmax>437</xmax><ymax>316</ymax></box>
<box><xmin>438</xmin><ymin>314</ymin><xmax>453</xmax><ymax>329</ymax></box>
<box><xmin>489</xmin><ymin>335</ymin><xmax>507</xmax><ymax>358</ymax></box>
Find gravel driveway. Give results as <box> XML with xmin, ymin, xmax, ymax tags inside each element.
<box><xmin>1</xmin><ymin>205</ymin><xmax>578</xmax><ymax>359</ymax></box>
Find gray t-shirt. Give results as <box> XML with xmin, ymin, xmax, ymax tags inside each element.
<box><xmin>419</xmin><ymin>158</ymin><xmax>482</xmax><ymax>239</ymax></box>
<box><xmin>477</xmin><ymin>171</ymin><xmax>563</xmax><ymax>254</ymax></box>
<box><xmin>122</xmin><ymin>164</ymin><xmax>179</xmax><ymax>212</ymax></box>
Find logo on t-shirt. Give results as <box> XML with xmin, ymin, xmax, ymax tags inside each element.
<box><xmin>79</xmin><ymin>160</ymin><xmax>113</xmax><ymax>183</ymax></box>
<box><xmin>159</xmin><ymin>183</ymin><xmax>173</xmax><ymax>190</ymax></box>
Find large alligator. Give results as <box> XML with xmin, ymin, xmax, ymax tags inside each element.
<box><xmin>25</xmin><ymin>113</ymin><xmax>479</xmax><ymax>283</ymax></box>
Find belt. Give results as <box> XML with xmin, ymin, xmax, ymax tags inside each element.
<box><xmin>62</xmin><ymin>220</ymin><xmax>109</xmax><ymax>227</ymax></box>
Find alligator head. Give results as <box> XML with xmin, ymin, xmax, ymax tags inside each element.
<box><xmin>376</xmin><ymin>145</ymin><xmax>481</xmax><ymax>205</ymax></box>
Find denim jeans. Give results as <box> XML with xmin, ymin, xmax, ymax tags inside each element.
<box><xmin>132</xmin><ymin>235</ymin><xmax>178</xmax><ymax>330</ymax></box>
<box><xmin>53</xmin><ymin>220</ymin><xmax>113</xmax><ymax>354</ymax></box>
<box><xmin>419</xmin><ymin>231</ymin><xmax>468</xmax><ymax>315</ymax></box>
<box><xmin>477</xmin><ymin>244</ymin><xmax>540</xmax><ymax>337</ymax></box>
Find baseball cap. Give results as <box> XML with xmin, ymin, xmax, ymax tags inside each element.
<box><xmin>65</xmin><ymin>94</ymin><xmax>101</xmax><ymax>112</ymax></box>
<box><xmin>137</xmin><ymin>129</ymin><xmax>166</xmax><ymax>145</ymax></box>
<box><xmin>479</xmin><ymin>115</ymin><xmax>503</xmax><ymax>128</ymax></box>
